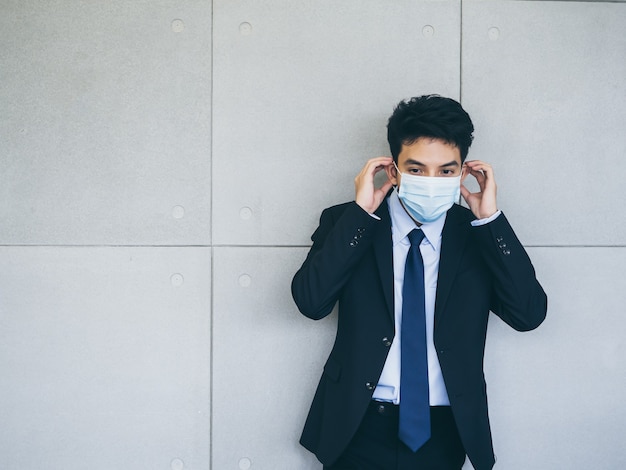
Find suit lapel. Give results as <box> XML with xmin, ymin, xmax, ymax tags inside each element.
<box><xmin>435</xmin><ymin>205</ymin><xmax>473</xmax><ymax>324</ymax></box>
<box><xmin>373</xmin><ymin>199</ymin><xmax>394</xmax><ymax>323</ymax></box>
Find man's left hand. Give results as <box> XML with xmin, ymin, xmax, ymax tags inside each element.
<box><xmin>460</xmin><ymin>160</ymin><xmax>498</xmax><ymax>220</ymax></box>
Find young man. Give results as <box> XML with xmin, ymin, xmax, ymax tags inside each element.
<box><xmin>291</xmin><ymin>95</ymin><xmax>547</xmax><ymax>470</ymax></box>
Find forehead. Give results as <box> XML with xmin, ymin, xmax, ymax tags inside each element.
<box><xmin>398</xmin><ymin>138</ymin><xmax>461</xmax><ymax>167</ymax></box>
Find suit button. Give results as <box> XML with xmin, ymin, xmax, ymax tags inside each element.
<box><xmin>496</xmin><ymin>236</ymin><xmax>504</xmax><ymax>242</ymax></box>
<box><xmin>503</xmin><ymin>249</ymin><xmax>511</xmax><ymax>255</ymax></box>
<box><xmin>357</xmin><ymin>227</ymin><xmax>366</xmax><ymax>233</ymax></box>
<box><xmin>349</xmin><ymin>240</ymin><xmax>358</xmax><ymax>247</ymax></box>
<box><xmin>498</xmin><ymin>243</ymin><xmax>507</xmax><ymax>249</ymax></box>
<box><xmin>365</xmin><ymin>382</ymin><xmax>375</xmax><ymax>390</ymax></box>
<box><xmin>382</xmin><ymin>337</ymin><xmax>392</xmax><ymax>347</ymax></box>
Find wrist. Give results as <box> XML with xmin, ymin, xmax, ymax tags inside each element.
<box><xmin>356</xmin><ymin>200</ymin><xmax>376</xmax><ymax>215</ymax></box>
<box><xmin>478</xmin><ymin>209</ymin><xmax>498</xmax><ymax>219</ymax></box>
<box><xmin>474</xmin><ymin>200</ymin><xmax>498</xmax><ymax>220</ymax></box>
<box><xmin>471</xmin><ymin>210</ymin><xmax>501</xmax><ymax>226</ymax></box>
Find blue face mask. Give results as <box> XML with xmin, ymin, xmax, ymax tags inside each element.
<box><xmin>395</xmin><ymin>163</ymin><xmax>461</xmax><ymax>224</ymax></box>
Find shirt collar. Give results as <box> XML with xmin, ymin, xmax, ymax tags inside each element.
<box><xmin>387</xmin><ymin>189</ymin><xmax>446</xmax><ymax>252</ymax></box>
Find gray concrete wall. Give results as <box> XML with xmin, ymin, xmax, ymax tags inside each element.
<box><xmin>1</xmin><ymin>1</ymin><xmax>624</xmax><ymax>469</ymax></box>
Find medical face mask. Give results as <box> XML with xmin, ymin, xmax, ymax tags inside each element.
<box><xmin>394</xmin><ymin>163</ymin><xmax>461</xmax><ymax>224</ymax></box>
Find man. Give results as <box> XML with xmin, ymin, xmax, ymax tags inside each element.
<box><xmin>291</xmin><ymin>95</ymin><xmax>547</xmax><ymax>470</ymax></box>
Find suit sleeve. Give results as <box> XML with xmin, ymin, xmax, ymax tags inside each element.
<box><xmin>472</xmin><ymin>212</ymin><xmax>548</xmax><ymax>331</ymax></box>
<box><xmin>291</xmin><ymin>202</ymin><xmax>382</xmax><ymax>320</ymax></box>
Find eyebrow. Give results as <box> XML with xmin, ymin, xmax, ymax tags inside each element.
<box><xmin>404</xmin><ymin>159</ymin><xmax>460</xmax><ymax>168</ymax></box>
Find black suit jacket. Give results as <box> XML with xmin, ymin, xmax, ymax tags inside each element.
<box><xmin>291</xmin><ymin>199</ymin><xmax>547</xmax><ymax>470</ymax></box>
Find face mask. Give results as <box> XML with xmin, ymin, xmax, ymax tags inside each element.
<box><xmin>394</xmin><ymin>163</ymin><xmax>461</xmax><ymax>224</ymax></box>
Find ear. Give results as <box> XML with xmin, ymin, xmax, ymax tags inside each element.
<box><xmin>385</xmin><ymin>162</ymin><xmax>399</xmax><ymax>186</ymax></box>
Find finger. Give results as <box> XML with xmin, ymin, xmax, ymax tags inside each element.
<box><xmin>371</xmin><ymin>157</ymin><xmax>394</xmax><ymax>172</ymax></box>
<box><xmin>468</xmin><ymin>168</ymin><xmax>486</xmax><ymax>187</ymax></box>
<box><xmin>360</xmin><ymin>157</ymin><xmax>391</xmax><ymax>179</ymax></box>
<box><xmin>367</xmin><ymin>156</ymin><xmax>393</xmax><ymax>166</ymax></box>
<box><xmin>464</xmin><ymin>160</ymin><xmax>490</xmax><ymax>168</ymax></box>
<box><xmin>473</xmin><ymin>166</ymin><xmax>496</xmax><ymax>193</ymax></box>
<box><xmin>465</xmin><ymin>161</ymin><xmax>493</xmax><ymax>178</ymax></box>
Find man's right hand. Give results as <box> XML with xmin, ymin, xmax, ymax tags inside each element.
<box><xmin>354</xmin><ymin>157</ymin><xmax>394</xmax><ymax>214</ymax></box>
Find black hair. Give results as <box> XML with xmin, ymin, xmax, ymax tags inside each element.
<box><xmin>387</xmin><ymin>95</ymin><xmax>474</xmax><ymax>163</ymax></box>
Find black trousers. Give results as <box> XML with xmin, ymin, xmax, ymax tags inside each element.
<box><xmin>324</xmin><ymin>402</ymin><xmax>466</xmax><ymax>470</ymax></box>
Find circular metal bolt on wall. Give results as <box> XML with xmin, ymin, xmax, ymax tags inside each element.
<box><xmin>171</xmin><ymin>458</ymin><xmax>185</xmax><ymax>470</ymax></box>
<box><xmin>239</xmin><ymin>22</ymin><xmax>253</xmax><ymax>35</ymax></box>
<box><xmin>240</xmin><ymin>207</ymin><xmax>253</xmax><ymax>220</ymax></box>
<box><xmin>239</xmin><ymin>274</ymin><xmax>252</xmax><ymax>288</ymax></box>
<box><xmin>171</xmin><ymin>273</ymin><xmax>185</xmax><ymax>287</ymax></box>
<box><xmin>172</xmin><ymin>205</ymin><xmax>185</xmax><ymax>219</ymax></box>
<box><xmin>172</xmin><ymin>19</ymin><xmax>185</xmax><ymax>33</ymax></box>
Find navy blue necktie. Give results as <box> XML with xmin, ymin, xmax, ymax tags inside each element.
<box><xmin>398</xmin><ymin>228</ymin><xmax>431</xmax><ymax>452</ymax></box>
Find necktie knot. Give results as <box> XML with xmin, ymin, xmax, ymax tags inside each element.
<box><xmin>408</xmin><ymin>229</ymin><xmax>425</xmax><ymax>247</ymax></box>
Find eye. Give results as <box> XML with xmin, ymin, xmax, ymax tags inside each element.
<box><xmin>440</xmin><ymin>169</ymin><xmax>456</xmax><ymax>176</ymax></box>
<box><xmin>408</xmin><ymin>168</ymin><xmax>422</xmax><ymax>174</ymax></box>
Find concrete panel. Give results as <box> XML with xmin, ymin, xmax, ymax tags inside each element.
<box><xmin>0</xmin><ymin>1</ymin><xmax>211</xmax><ymax>245</ymax></box>
<box><xmin>212</xmin><ymin>247</ymin><xmax>336</xmax><ymax>469</ymax></box>
<box><xmin>213</xmin><ymin>0</ymin><xmax>461</xmax><ymax>246</ymax></box>
<box><xmin>483</xmin><ymin>247</ymin><xmax>626</xmax><ymax>469</ymax></box>
<box><xmin>461</xmin><ymin>1</ymin><xmax>626</xmax><ymax>246</ymax></box>
<box><xmin>0</xmin><ymin>247</ymin><xmax>211</xmax><ymax>470</ymax></box>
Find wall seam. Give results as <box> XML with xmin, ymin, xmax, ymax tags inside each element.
<box><xmin>459</xmin><ymin>0</ymin><xmax>463</xmax><ymax>103</ymax></box>
<box><xmin>209</xmin><ymin>0</ymin><xmax>215</xmax><ymax>468</ymax></box>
